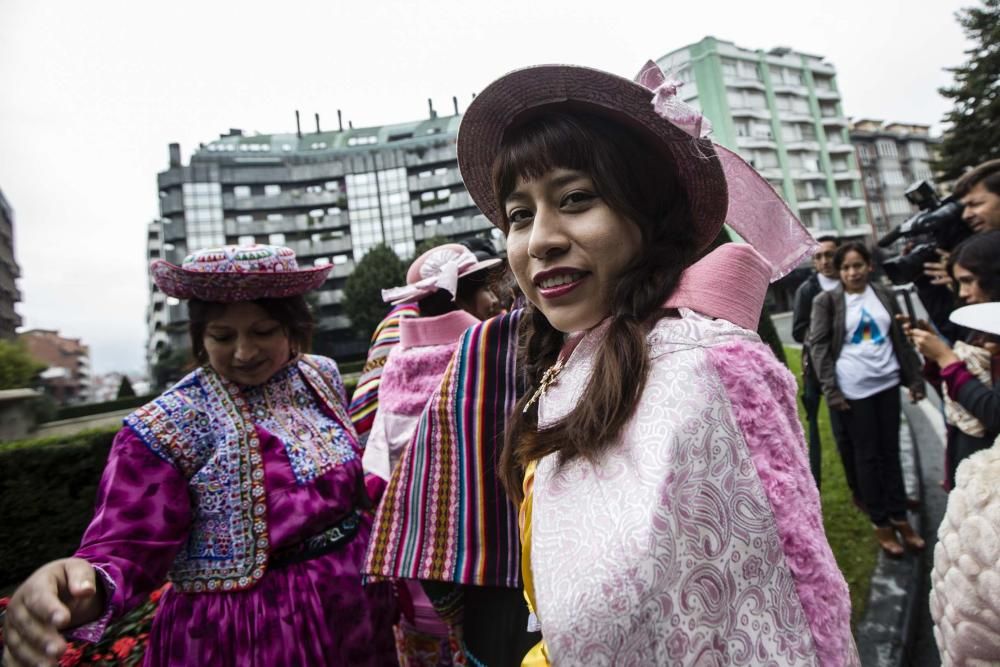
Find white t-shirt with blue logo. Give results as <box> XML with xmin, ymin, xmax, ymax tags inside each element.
<box><xmin>835</xmin><ymin>286</ymin><xmax>900</xmax><ymax>400</ymax></box>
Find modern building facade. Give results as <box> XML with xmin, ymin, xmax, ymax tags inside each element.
<box><xmin>658</xmin><ymin>37</ymin><xmax>871</xmax><ymax>239</ymax></box>
<box><xmin>20</xmin><ymin>329</ymin><xmax>91</xmax><ymax>405</ymax></box>
<box><xmin>149</xmin><ymin>108</ymin><xmax>499</xmax><ymax>369</ymax></box>
<box><xmin>0</xmin><ymin>189</ymin><xmax>23</xmax><ymax>339</ymax></box>
<box><xmin>849</xmin><ymin>119</ymin><xmax>939</xmax><ymax>237</ymax></box>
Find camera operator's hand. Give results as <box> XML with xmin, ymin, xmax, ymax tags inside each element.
<box><xmin>909</xmin><ymin>328</ymin><xmax>960</xmax><ymax>367</ymax></box>
<box><xmin>908</xmin><ymin>386</ymin><xmax>926</xmax><ymax>404</ymax></box>
<box><xmin>923</xmin><ymin>248</ymin><xmax>954</xmax><ymax>289</ymax></box>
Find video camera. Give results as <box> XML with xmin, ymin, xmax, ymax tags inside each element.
<box><xmin>878</xmin><ymin>180</ymin><xmax>971</xmax><ymax>285</ymax></box>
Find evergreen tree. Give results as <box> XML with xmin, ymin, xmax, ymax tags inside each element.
<box><xmin>343</xmin><ymin>244</ymin><xmax>407</xmax><ymax>342</ymax></box>
<box><xmin>116</xmin><ymin>375</ymin><xmax>136</xmax><ymax>399</ymax></box>
<box><xmin>412</xmin><ymin>236</ymin><xmax>449</xmax><ymax>258</ymax></box>
<box><xmin>935</xmin><ymin>0</ymin><xmax>1000</xmax><ymax>181</ymax></box>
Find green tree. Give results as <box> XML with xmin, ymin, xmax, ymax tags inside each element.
<box><xmin>412</xmin><ymin>236</ymin><xmax>449</xmax><ymax>259</ymax></box>
<box><xmin>343</xmin><ymin>244</ymin><xmax>407</xmax><ymax>342</ymax></box>
<box><xmin>116</xmin><ymin>375</ymin><xmax>136</xmax><ymax>399</ymax></box>
<box><xmin>934</xmin><ymin>0</ymin><xmax>1000</xmax><ymax>180</ymax></box>
<box><xmin>0</xmin><ymin>340</ymin><xmax>45</xmax><ymax>389</ymax></box>
<box><xmin>151</xmin><ymin>347</ymin><xmax>193</xmax><ymax>391</ymax></box>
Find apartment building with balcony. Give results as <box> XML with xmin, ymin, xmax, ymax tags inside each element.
<box><xmin>0</xmin><ymin>189</ymin><xmax>23</xmax><ymax>339</ymax></box>
<box><xmin>149</xmin><ymin>109</ymin><xmax>499</xmax><ymax>368</ymax></box>
<box><xmin>658</xmin><ymin>37</ymin><xmax>871</xmax><ymax>240</ymax></box>
<box><xmin>850</xmin><ymin>119</ymin><xmax>939</xmax><ymax>236</ymax></box>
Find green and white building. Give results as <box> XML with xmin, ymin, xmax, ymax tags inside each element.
<box><xmin>658</xmin><ymin>37</ymin><xmax>870</xmax><ymax>239</ymax></box>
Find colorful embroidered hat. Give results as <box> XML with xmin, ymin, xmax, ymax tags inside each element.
<box><xmin>381</xmin><ymin>243</ymin><xmax>501</xmax><ymax>305</ymax></box>
<box><xmin>151</xmin><ymin>244</ymin><xmax>332</xmax><ymax>303</ymax></box>
<box><xmin>457</xmin><ymin>61</ymin><xmax>815</xmax><ymax>279</ymax></box>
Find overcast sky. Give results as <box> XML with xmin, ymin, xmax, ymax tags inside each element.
<box><xmin>0</xmin><ymin>0</ymin><xmax>974</xmax><ymax>374</ymax></box>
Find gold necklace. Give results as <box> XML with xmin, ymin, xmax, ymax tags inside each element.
<box><xmin>522</xmin><ymin>356</ymin><xmax>566</xmax><ymax>414</ymax></box>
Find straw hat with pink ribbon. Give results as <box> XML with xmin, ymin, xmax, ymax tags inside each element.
<box><xmin>457</xmin><ymin>60</ymin><xmax>817</xmax><ymax>284</ymax></box>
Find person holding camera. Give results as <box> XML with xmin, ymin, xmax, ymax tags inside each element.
<box><xmin>923</xmin><ymin>159</ymin><xmax>1000</xmax><ymax>287</ymax></box>
<box><xmin>906</xmin><ymin>231</ymin><xmax>1000</xmax><ymax>488</ymax></box>
<box><xmin>808</xmin><ymin>242</ymin><xmax>926</xmax><ymax>557</ymax></box>
<box><xmin>792</xmin><ymin>236</ymin><xmax>856</xmax><ymax>494</ymax></box>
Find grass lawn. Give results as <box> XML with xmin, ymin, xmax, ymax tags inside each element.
<box><xmin>784</xmin><ymin>346</ymin><xmax>878</xmax><ymax>626</ymax></box>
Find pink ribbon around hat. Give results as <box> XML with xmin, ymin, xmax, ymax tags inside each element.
<box><xmin>636</xmin><ymin>61</ymin><xmax>817</xmax><ymax>281</ymax></box>
<box><xmin>381</xmin><ymin>246</ymin><xmax>482</xmax><ymax>305</ymax></box>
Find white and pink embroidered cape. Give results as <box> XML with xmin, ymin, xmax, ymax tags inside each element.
<box><xmin>531</xmin><ymin>309</ymin><xmax>858</xmax><ymax>666</ymax></box>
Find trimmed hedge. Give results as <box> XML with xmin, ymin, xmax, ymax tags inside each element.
<box><xmin>53</xmin><ymin>394</ymin><xmax>155</xmax><ymax>422</ymax></box>
<box><xmin>0</xmin><ymin>427</ymin><xmax>119</xmax><ymax>591</ymax></box>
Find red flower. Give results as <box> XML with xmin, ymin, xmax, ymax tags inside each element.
<box><xmin>111</xmin><ymin>637</ymin><xmax>138</xmax><ymax>659</ymax></box>
<box><xmin>58</xmin><ymin>645</ymin><xmax>85</xmax><ymax>667</ymax></box>
<box><xmin>149</xmin><ymin>583</ymin><xmax>170</xmax><ymax>603</ymax></box>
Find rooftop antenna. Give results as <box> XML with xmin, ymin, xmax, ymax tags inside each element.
<box><xmin>337</xmin><ymin>109</ymin><xmax>343</xmax><ymax>132</ymax></box>
<box><xmin>295</xmin><ymin>110</ymin><xmax>302</xmax><ymax>138</ymax></box>
<box><xmin>452</xmin><ymin>96</ymin><xmax>459</xmax><ymax>115</ymax></box>
<box><xmin>314</xmin><ymin>113</ymin><xmax>321</xmax><ymax>133</ymax></box>
<box><xmin>349</xmin><ymin>120</ymin><xmax>354</xmax><ymax>129</ymax></box>
<box><xmin>428</xmin><ymin>98</ymin><xmax>437</xmax><ymax>120</ymax></box>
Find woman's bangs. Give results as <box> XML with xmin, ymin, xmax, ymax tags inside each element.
<box><xmin>491</xmin><ymin>116</ymin><xmax>595</xmax><ymax>227</ymax></box>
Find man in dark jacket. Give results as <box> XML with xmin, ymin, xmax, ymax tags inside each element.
<box><xmin>792</xmin><ymin>236</ymin><xmax>853</xmax><ymax>493</ymax></box>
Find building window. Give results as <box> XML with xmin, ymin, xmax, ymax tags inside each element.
<box><xmin>234</xmin><ymin>185</ymin><xmax>251</xmax><ymax>198</ymax></box>
<box><xmin>238</xmin><ymin>235</ymin><xmax>256</xmax><ymax>246</ymax></box>
<box><xmin>313</xmin><ymin>257</ymin><xmax>331</xmax><ymax>267</ymax></box>
<box><xmin>333</xmin><ymin>254</ymin><xmax>348</xmax><ymax>265</ymax></box>
<box><xmin>264</xmin><ymin>184</ymin><xmax>282</xmax><ymax>197</ymax></box>
<box><xmin>268</xmin><ymin>233</ymin><xmax>286</xmax><ymax>245</ymax></box>
<box><xmin>346</xmin><ymin>167</ymin><xmax>415</xmax><ymax>261</ymax></box>
<box><xmin>267</xmin><ymin>213</ymin><xmax>283</xmax><ymax>222</ymax></box>
<box><xmin>183</xmin><ymin>182</ymin><xmax>224</xmax><ymax>250</ymax></box>
<box><xmin>876</xmin><ymin>140</ymin><xmax>897</xmax><ymax>158</ymax></box>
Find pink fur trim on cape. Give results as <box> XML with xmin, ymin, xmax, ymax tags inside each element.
<box><xmin>709</xmin><ymin>339</ymin><xmax>854</xmax><ymax>667</ymax></box>
<box><xmin>379</xmin><ymin>343</ymin><xmax>458</xmax><ymax>417</ymax></box>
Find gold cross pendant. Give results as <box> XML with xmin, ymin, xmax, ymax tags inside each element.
<box><xmin>522</xmin><ymin>356</ymin><xmax>566</xmax><ymax>414</ymax></box>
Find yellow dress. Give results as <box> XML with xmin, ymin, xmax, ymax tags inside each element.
<box><xmin>520</xmin><ymin>460</ymin><xmax>550</xmax><ymax>667</ymax></box>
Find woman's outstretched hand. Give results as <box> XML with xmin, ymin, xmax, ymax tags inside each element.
<box><xmin>2</xmin><ymin>558</ymin><xmax>104</xmax><ymax>667</ymax></box>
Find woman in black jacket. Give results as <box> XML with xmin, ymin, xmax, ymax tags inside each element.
<box><xmin>809</xmin><ymin>241</ymin><xmax>926</xmax><ymax>557</ymax></box>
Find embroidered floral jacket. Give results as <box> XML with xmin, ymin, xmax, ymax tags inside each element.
<box><xmin>123</xmin><ymin>354</ymin><xmax>357</xmax><ymax>593</ymax></box>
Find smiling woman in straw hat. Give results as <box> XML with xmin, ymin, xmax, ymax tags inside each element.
<box><xmin>452</xmin><ymin>62</ymin><xmax>858</xmax><ymax>665</ymax></box>
<box><xmin>2</xmin><ymin>245</ymin><xmax>397</xmax><ymax>667</ymax></box>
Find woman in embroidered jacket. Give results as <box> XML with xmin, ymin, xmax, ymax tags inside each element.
<box><xmin>453</xmin><ymin>63</ymin><xmax>858</xmax><ymax>665</ymax></box>
<box><xmin>2</xmin><ymin>245</ymin><xmax>397</xmax><ymax>667</ymax></box>
<box><xmin>361</xmin><ymin>242</ymin><xmax>499</xmax><ymax>665</ymax></box>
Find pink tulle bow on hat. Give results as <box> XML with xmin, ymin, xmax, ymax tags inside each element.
<box><xmin>382</xmin><ymin>244</ymin><xmax>500</xmax><ymax>305</ymax></box>
<box><xmin>635</xmin><ymin>61</ymin><xmax>712</xmax><ymax>140</ymax></box>
<box><xmin>635</xmin><ymin>60</ymin><xmax>817</xmax><ymax>281</ymax></box>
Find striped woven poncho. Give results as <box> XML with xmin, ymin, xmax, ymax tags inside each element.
<box><xmin>365</xmin><ymin>309</ymin><xmax>524</xmax><ymax>588</ymax></box>
<box><xmin>348</xmin><ymin>303</ymin><xmax>420</xmax><ymax>442</ymax></box>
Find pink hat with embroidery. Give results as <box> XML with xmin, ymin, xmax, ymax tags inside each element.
<box><xmin>381</xmin><ymin>243</ymin><xmax>501</xmax><ymax>306</ymax></box>
<box><xmin>457</xmin><ymin>61</ymin><xmax>815</xmax><ymax>280</ymax></box>
<box><xmin>151</xmin><ymin>244</ymin><xmax>332</xmax><ymax>303</ymax></box>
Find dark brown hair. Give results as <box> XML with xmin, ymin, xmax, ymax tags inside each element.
<box><xmin>188</xmin><ymin>296</ymin><xmax>314</xmax><ymax>364</ymax></box>
<box><xmin>949</xmin><ymin>230</ymin><xmax>1000</xmax><ymax>301</ymax></box>
<box><xmin>833</xmin><ymin>241</ymin><xmax>871</xmax><ymax>270</ymax></box>
<box><xmin>955</xmin><ymin>159</ymin><xmax>1000</xmax><ymax>198</ymax></box>
<box><xmin>495</xmin><ymin>111</ymin><xmax>698</xmax><ymax>502</ymax></box>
